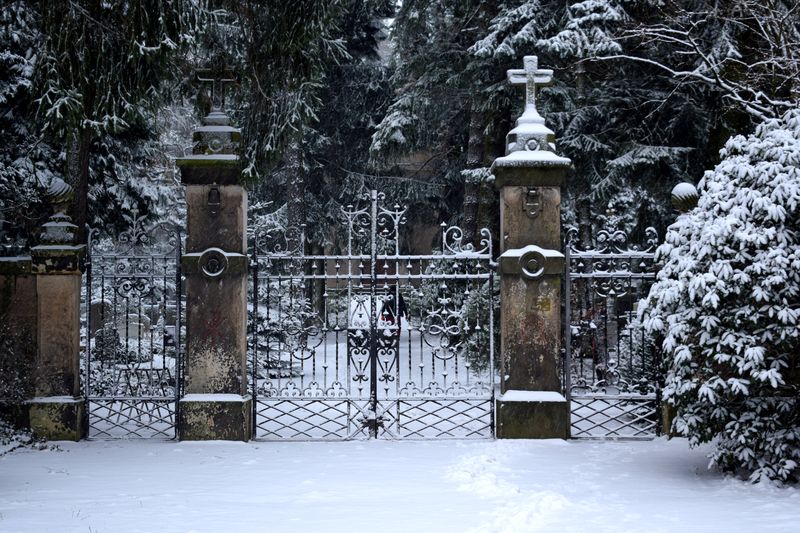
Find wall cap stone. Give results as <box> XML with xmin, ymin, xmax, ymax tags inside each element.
<box><xmin>0</xmin><ymin>256</ymin><xmax>32</xmax><ymax>275</ymax></box>
<box><xmin>499</xmin><ymin>245</ymin><xmax>564</xmax><ymax>279</ymax></box>
<box><xmin>491</xmin><ymin>164</ymin><xmax>569</xmax><ymax>189</ymax></box>
<box><xmin>30</xmin><ymin>244</ymin><xmax>86</xmax><ymax>274</ymax></box>
<box><xmin>26</xmin><ymin>395</ymin><xmax>84</xmax><ymax>403</ymax></box>
<box><xmin>494</xmin><ymin>149</ymin><xmax>571</xmax><ymax>168</ymax></box>
<box><xmin>181</xmin><ymin>393</ymin><xmax>251</xmax><ymax>402</ymax></box>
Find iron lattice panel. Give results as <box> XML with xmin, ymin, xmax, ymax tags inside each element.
<box><xmin>255</xmin><ymin>399</ymin><xmax>355</xmax><ymax>440</ymax></box>
<box><xmin>254</xmin><ymin>397</ymin><xmax>494</xmax><ymax>441</ymax></box>
<box><xmin>391</xmin><ymin>399</ymin><xmax>493</xmax><ymax>439</ymax></box>
<box><xmin>88</xmin><ymin>399</ymin><xmax>176</xmax><ymax>439</ymax></box>
<box><xmin>563</xmin><ymin>225</ymin><xmax>662</xmax><ymax>440</ymax></box>
<box><xmin>570</xmin><ymin>395</ymin><xmax>658</xmax><ymax>439</ymax></box>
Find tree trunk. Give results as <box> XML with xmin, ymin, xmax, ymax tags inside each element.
<box><xmin>461</xmin><ymin>111</ymin><xmax>485</xmax><ymax>246</ymax></box>
<box><xmin>285</xmin><ymin>137</ymin><xmax>306</xmax><ymax>252</ymax></box>
<box><xmin>65</xmin><ymin>130</ymin><xmax>91</xmax><ymax>244</ymax></box>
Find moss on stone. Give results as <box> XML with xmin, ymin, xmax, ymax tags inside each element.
<box><xmin>0</xmin><ymin>258</ymin><xmax>32</xmax><ymax>276</ymax></box>
<box><xmin>178</xmin><ymin>396</ymin><xmax>252</xmax><ymax>441</ymax></box>
<box><xmin>496</xmin><ymin>398</ymin><xmax>570</xmax><ymax>439</ymax></box>
<box><xmin>28</xmin><ymin>400</ymin><xmax>86</xmax><ymax>441</ymax></box>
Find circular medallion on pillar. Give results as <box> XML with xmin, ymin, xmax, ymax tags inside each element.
<box><xmin>199</xmin><ymin>247</ymin><xmax>228</xmax><ymax>278</ymax></box>
<box><xmin>519</xmin><ymin>248</ymin><xmax>546</xmax><ymax>279</ymax></box>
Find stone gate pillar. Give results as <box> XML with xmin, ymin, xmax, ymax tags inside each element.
<box><xmin>175</xmin><ymin>72</ymin><xmax>251</xmax><ymax>441</ymax></box>
<box><xmin>492</xmin><ymin>56</ymin><xmax>571</xmax><ymax>439</ymax></box>
<box><xmin>28</xmin><ymin>214</ymin><xmax>87</xmax><ymax>440</ymax></box>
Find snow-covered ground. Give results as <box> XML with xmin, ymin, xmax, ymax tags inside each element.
<box><xmin>2</xmin><ymin>438</ymin><xmax>798</xmax><ymax>532</ymax></box>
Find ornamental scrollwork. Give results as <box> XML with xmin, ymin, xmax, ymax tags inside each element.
<box><xmin>442</xmin><ymin>225</ymin><xmax>492</xmax><ymax>256</ymax></box>
<box><xmin>90</xmin><ymin>209</ymin><xmax>181</xmax><ymax>258</ymax></box>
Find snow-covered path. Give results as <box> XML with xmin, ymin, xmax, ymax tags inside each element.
<box><xmin>1</xmin><ymin>438</ymin><xmax>798</xmax><ymax>532</ymax></box>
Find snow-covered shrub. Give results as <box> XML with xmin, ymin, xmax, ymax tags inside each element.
<box><xmin>642</xmin><ymin>109</ymin><xmax>800</xmax><ymax>483</ymax></box>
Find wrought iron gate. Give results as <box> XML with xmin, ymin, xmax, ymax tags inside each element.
<box><xmin>563</xmin><ymin>226</ymin><xmax>661</xmax><ymax>439</ymax></box>
<box><xmin>250</xmin><ymin>191</ymin><xmax>496</xmax><ymax>440</ymax></box>
<box><xmin>84</xmin><ymin>215</ymin><xmax>182</xmax><ymax>438</ymax></box>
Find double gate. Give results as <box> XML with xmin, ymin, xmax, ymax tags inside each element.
<box><xmin>563</xmin><ymin>226</ymin><xmax>662</xmax><ymax>439</ymax></box>
<box><xmin>250</xmin><ymin>191</ymin><xmax>496</xmax><ymax>440</ymax></box>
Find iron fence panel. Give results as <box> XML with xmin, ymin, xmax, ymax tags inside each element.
<box><xmin>84</xmin><ymin>214</ymin><xmax>183</xmax><ymax>439</ymax></box>
<box><xmin>564</xmin><ymin>226</ymin><xmax>662</xmax><ymax>439</ymax></box>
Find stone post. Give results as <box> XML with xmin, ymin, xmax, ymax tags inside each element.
<box><xmin>175</xmin><ymin>74</ymin><xmax>251</xmax><ymax>441</ymax></box>
<box><xmin>28</xmin><ymin>214</ymin><xmax>87</xmax><ymax>440</ymax></box>
<box><xmin>0</xmin><ymin>256</ymin><xmax>36</xmax><ymax>427</ymax></box>
<box><xmin>492</xmin><ymin>56</ymin><xmax>571</xmax><ymax>439</ymax></box>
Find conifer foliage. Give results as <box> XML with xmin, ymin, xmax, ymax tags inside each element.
<box><xmin>643</xmin><ymin>109</ymin><xmax>800</xmax><ymax>483</ymax></box>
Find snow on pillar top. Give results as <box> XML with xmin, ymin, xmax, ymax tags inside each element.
<box><xmin>496</xmin><ymin>56</ymin><xmax>571</xmax><ymax>168</ymax></box>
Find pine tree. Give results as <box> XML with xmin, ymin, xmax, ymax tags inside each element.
<box><xmin>369</xmin><ymin>0</ymin><xmax>502</xmax><ymax>242</ymax></box>
<box><xmin>0</xmin><ymin>2</ymin><xmax>52</xmax><ymax>245</ymax></box>
<box><xmin>231</xmin><ymin>0</ymin><xmax>394</xmax><ymax>251</ymax></box>
<box><xmin>34</xmin><ymin>0</ymin><xmax>204</xmax><ymax>241</ymax></box>
<box><xmin>642</xmin><ymin>109</ymin><xmax>800</xmax><ymax>483</ymax></box>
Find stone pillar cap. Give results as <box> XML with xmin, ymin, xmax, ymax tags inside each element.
<box><xmin>175</xmin><ymin>155</ymin><xmax>242</xmax><ymax>185</ymax></box>
<box><xmin>493</xmin><ymin>149</ymin><xmax>571</xmax><ymax>169</ymax></box>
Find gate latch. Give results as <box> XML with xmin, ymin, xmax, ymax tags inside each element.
<box><xmin>525</xmin><ymin>187</ymin><xmax>540</xmax><ymax>218</ymax></box>
<box><xmin>360</xmin><ymin>408</ymin><xmax>385</xmax><ymax>431</ymax></box>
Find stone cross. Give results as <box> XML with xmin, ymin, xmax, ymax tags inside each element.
<box><xmin>507</xmin><ymin>56</ymin><xmax>553</xmax><ymax>121</ymax></box>
<box><xmin>196</xmin><ymin>67</ymin><xmax>237</xmax><ymax>111</ymax></box>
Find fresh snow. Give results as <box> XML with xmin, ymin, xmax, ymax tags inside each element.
<box><xmin>1</xmin><ymin>438</ymin><xmax>798</xmax><ymax>532</ymax></box>
<box><xmin>499</xmin><ymin>390</ymin><xmax>565</xmax><ymax>402</ymax></box>
<box><xmin>493</xmin><ymin>149</ymin><xmax>571</xmax><ymax>166</ymax></box>
<box><xmin>181</xmin><ymin>394</ymin><xmax>250</xmax><ymax>402</ymax></box>
<box><xmin>24</xmin><ymin>396</ymin><xmax>82</xmax><ymax>404</ymax></box>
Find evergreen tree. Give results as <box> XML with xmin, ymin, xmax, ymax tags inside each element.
<box><xmin>642</xmin><ymin>109</ymin><xmax>800</xmax><ymax>483</ymax></box>
<box><xmin>0</xmin><ymin>2</ymin><xmax>53</xmax><ymax>245</ymax></box>
<box><xmin>612</xmin><ymin>0</ymin><xmax>800</xmax><ymax>122</ymax></box>
<box><xmin>473</xmin><ymin>0</ymin><xmax>722</xmax><ymax>239</ymax></box>
<box><xmin>34</xmin><ymin>0</ymin><xmax>204</xmax><ymax>241</ymax></box>
<box><xmin>372</xmin><ymin>0</ymin><xmax>726</xmax><ymax>244</ymax></box>
<box><xmin>370</xmin><ymin>0</ymin><xmax>502</xmax><ymax>243</ymax></box>
<box><xmin>217</xmin><ymin>0</ymin><xmax>394</xmax><ymax>251</ymax></box>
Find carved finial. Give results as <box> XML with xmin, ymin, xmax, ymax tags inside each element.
<box><xmin>506</xmin><ymin>56</ymin><xmax>554</xmax><ymax>126</ymax></box>
<box><xmin>40</xmin><ymin>213</ymin><xmax>78</xmax><ymax>245</ymax></box>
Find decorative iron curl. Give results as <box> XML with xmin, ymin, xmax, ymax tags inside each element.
<box><xmin>114</xmin><ymin>277</ymin><xmax>151</xmax><ymax>299</ymax></box>
<box><xmin>567</xmin><ymin>225</ymin><xmax>659</xmax><ymax>255</ymax></box>
<box><xmin>341</xmin><ymin>203</ymin><xmax>371</xmax><ymax>254</ymax></box>
<box><xmin>441</xmin><ymin>225</ymin><xmax>492</xmax><ymax>256</ymax></box>
<box><xmin>643</xmin><ymin>227</ymin><xmax>659</xmax><ymax>251</ymax></box>
<box><xmin>376</xmin><ymin>202</ymin><xmax>407</xmax><ymax>253</ymax></box>
<box><xmin>112</xmin><ymin>259</ymin><xmax>155</xmax><ymax>277</ymax></box>
<box><xmin>593</xmin><ymin>277</ymin><xmax>631</xmax><ymax>298</ymax></box>
<box><xmin>252</xmin><ymin>224</ymin><xmax>305</xmax><ymax>256</ymax></box>
<box><xmin>90</xmin><ymin>211</ymin><xmax>180</xmax><ymax>257</ymax></box>
<box><xmin>565</xmin><ymin>226</ymin><xmax>580</xmax><ymax>250</ymax></box>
